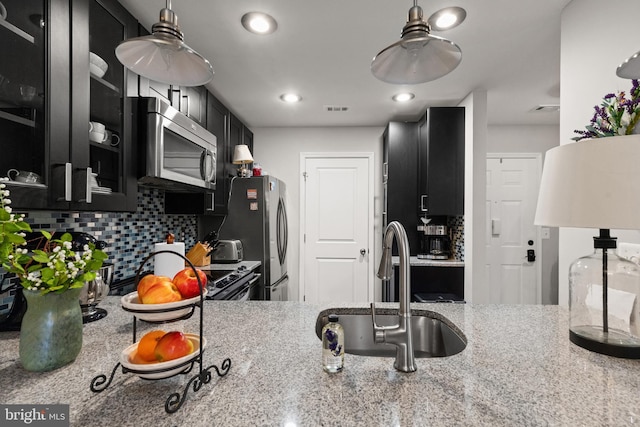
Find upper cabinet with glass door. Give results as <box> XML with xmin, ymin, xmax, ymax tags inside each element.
<box><xmin>0</xmin><ymin>0</ymin><xmax>49</xmax><ymax>208</ymax></box>
<box><xmin>68</xmin><ymin>0</ymin><xmax>137</xmax><ymax>211</ymax></box>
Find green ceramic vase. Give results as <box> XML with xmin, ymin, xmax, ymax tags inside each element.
<box><xmin>19</xmin><ymin>288</ymin><xmax>83</xmax><ymax>372</ymax></box>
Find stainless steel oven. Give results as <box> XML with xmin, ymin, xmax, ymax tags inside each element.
<box><xmin>205</xmin><ymin>268</ymin><xmax>260</xmax><ymax>301</ymax></box>
<box><xmin>137</xmin><ymin>97</ymin><xmax>216</xmax><ymax>191</ymax></box>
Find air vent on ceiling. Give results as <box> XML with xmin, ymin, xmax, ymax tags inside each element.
<box><xmin>324</xmin><ymin>105</ymin><xmax>350</xmax><ymax>112</ymax></box>
<box><xmin>531</xmin><ymin>104</ymin><xmax>560</xmax><ymax>112</ymax></box>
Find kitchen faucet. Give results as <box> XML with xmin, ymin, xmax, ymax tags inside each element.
<box><xmin>371</xmin><ymin>221</ymin><xmax>416</xmax><ymax>372</ymax></box>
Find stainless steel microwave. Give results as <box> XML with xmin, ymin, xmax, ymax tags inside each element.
<box><xmin>137</xmin><ymin>98</ymin><xmax>216</xmax><ymax>191</ymax></box>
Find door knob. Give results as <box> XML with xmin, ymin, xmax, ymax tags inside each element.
<box><xmin>526</xmin><ymin>249</ymin><xmax>536</xmax><ymax>262</ymax></box>
<box><xmin>360</xmin><ymin>248</ymin><xmax>367</xmax><ymax>256</ymax></box>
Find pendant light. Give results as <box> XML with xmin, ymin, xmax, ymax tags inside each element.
<box><xmin>617</xmin><ymin>51</ymin><xmax>640</xmax><ymax>79</ymax></box>
<box><xmin>371</xmin><ymin>1</ymin><xmax>462</xmax><ymax>85</ymax></box>
<box><xmin>115</xmin><ymin>0</ymin><xmax>213</xmax><ymax>87</ymax></box>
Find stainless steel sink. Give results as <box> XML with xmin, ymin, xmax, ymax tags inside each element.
<box><xmin>315</xmin><ymin>307</ymin><xmax>466</xmax><ymax>358</ymax></box>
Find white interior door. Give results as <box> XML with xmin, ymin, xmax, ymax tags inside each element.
<box><xmin>301</xmin><ymin>154</ymin><xmax>373</xmax><ymax>303</ymax></box>
<box><xmin>485</xmin><ymin>154</ymin><xmax>542</xmax><ymax>304</ymax></box>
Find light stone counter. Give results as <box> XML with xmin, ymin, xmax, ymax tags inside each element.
<box><xmin>1</xmin><ymin>298</ymin><xmax>639</xmax><ymax>426</ymax></box>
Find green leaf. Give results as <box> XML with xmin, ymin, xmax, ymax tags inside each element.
<box><xmin>60</xmin><ymin>233</ymin><xmax>72</xmax><ymax>242</ymax></box>
<box><xmin>32</xmin><ymin>252</ymin><xmax>50</xmax><ymax>263</ymax></box>
<box><xmin>40</xmin><ymin>230</ymin><xmax>52</xmax><ymax>240</ymax></box>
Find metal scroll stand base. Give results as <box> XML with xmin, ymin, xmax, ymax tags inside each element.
<box><xmin>89</xmin><ymin>251</ymin><xmax>232</xmax><ymax>413</ymax></box>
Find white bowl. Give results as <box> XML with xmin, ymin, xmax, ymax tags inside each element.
<box><xmin>120</xmin><ymin>289</ymin><xmax>207</xmax><ymax>322</ymax></box>
<box><xmin>120</xmin><ymin>333</ymin><xmax>206</xmax><ymax>380</ymax></box>
<box><xmin>89</xmin><ymin>52</ymin><xmax>108</xmax><ymax>78</ymax></box>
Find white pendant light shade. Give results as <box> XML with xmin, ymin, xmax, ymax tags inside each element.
<box><xmin>115</xmin><ymin>4</ymin><xmax>213</xmax><ymax>87</ymax></box>
<box><xmin>371</xmin><ymin>3</ymin><xmax>462</xmax><ymax>84</ymax></box>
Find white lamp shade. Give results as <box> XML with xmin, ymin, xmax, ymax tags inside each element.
<box><xmin>232</xmin><ymin>144</ymin><xmax>254</xmax><ymax>164</ymax></box>
<box><xmin>534</xmin><ymin>135</ymin><xmax>640</xmax><ymax>230</ymax></box>
<box><xmin>115</xmin><ymin>35</ymin><xmax>213</xmax><ymax>86</ymax></box>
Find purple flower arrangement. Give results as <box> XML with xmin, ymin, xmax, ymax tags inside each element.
<box><xmin>572</xmin><ymin>79</ymin><xmax>640</xmax><ymax>141</ymax></box>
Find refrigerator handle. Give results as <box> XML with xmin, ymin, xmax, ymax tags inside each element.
<box><xmin>279</xmin><ymin>197</ymin><xmax>288</xmax><ymax>265</ymax></box>
<box><xmin>280</xmin><ymin>199</ymin><xmax>289</xmax><ymax>263</ymax></box>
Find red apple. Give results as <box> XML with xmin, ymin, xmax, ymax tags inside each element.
<box><xmin>172</xmin><ymin>267</ymin><xmax>207</xmax><ymax>299</ymax></box>
<box><xmin>154</xmin><ymin>331</ymin><xmax>194</xmax><ymax>362</ymax></box>
<box><xmin>138</xmin><ymin>275</ymin><xmax>182</xmax><ymax>304</ymax></box>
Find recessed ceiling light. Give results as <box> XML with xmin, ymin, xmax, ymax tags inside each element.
<box><xmin>427</xmin><ymin>7</ymin><xmax>467</xmax><ymax>31</ymax></box>
<box><xmin>241</xmin><ymin>12</ymin><xmax>278</xmax><ymax>35</ymax></box>
<box><xmin>280</xmin><ymin>93</ymin><xmax>302</xmax><ymax>103</ymax></box>
<box><xmin>392</xmin><ymin>93</ymin><xmax>415</xmax><ymax>102</ymax></box>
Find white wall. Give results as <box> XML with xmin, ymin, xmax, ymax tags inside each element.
<box><xmin>252</xmin><ymin>127</ymin><xmax>385</xmax><ymax>302</ymax></box>
<box><xmin>559</xmin><ymin>0</ymin><xmax>640</xmax><ymax>305</ymax></box>
<box><xmin>487</xmin><ymin>125</ymin><xmax>560</xmax><ymax>304</ymax></box>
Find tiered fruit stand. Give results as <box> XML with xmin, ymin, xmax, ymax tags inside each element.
<box><xmin>90</xmin><ymin>251</ymin><xmax>231</xmax><ymax>413</ymax></box>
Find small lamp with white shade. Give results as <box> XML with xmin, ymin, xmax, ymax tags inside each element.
<box><xmin>232</xmin><ymin>145</ymin><xmax>254</xmax><ymax>177</ymax></box>
<box><xmin>534</xmin><ymin>135</ymin><xmax>640</xmax><ymax>358</ymax></box>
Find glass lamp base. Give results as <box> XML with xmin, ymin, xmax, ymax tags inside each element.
<box><xmin>570</xmin><ymin>326</ymin><xmax>640</xmax><ymax>359</ymax></box>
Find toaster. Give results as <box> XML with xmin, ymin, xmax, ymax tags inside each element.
<box><xmin>211</xmin><ymin>240</ymin><xmax>243</xmax><ymax>263</ymax></box>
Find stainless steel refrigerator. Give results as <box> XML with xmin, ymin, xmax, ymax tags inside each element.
<box><xmin>218</xmin><ymin>176</ymin><xmax>288</xmax><ymax>300</ymax></box>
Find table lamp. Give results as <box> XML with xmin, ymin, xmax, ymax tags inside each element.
<box><xmin>534</xmin><ymin>135</ymin><xmax>640</xmax><ymax>358</ymax></box>
<box><xmin>233</xmin><ymin>144</ymin><xmax>254</xmax><ymax>177</ymax></box>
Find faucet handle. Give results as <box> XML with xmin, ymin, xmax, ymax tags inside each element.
<box><xmin>370</xmin><ymin>302</ymin><xmax>387</xmax><ymax>343</ymax></box>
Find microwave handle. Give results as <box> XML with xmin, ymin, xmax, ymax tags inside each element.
<box><xmin>200</xmin><ymin>149</ymin><xmax>216</xmax><ymax>182</ymax></box>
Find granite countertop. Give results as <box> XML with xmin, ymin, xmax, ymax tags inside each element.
<box><xmin>392</xmin><ymin>256</ymin><xmax>464</xmax><ymax>267</ymax></box>
<box><xmin>1</xmin><ymin>298</ymin><xmax>639</xmax><ymax>426</ymax></box>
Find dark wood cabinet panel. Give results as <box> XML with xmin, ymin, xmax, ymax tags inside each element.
<box><xmin>207</xmin><ymin>92</ymin><xmax>229</xmax><ymax>214</ymax></box>
<box><xmin>383</xmin><ymin>121</ymin><xmax>420</xmax><ymax>255</ymax></box>
<box><xmin>418</xmin><ymin>107</ymin><xmax>465</xmax><ymax>216</ymax></box>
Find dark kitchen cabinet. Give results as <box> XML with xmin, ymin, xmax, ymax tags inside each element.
<box><xmin>205</xmin><ymin>93</ymin><xmax>253</xmax><ymax>214</ymax></box>
<box><xmin>383</xmin><ymin>121</ymin><xmax>421</xmax><ymax>254</ymax></box>
<box><xmin>0</xmin><ymin>0</ymin><xmax>137</xmax><ymax>211</ymax></box>
<box><xmin>383</xmin><ymin>108</ymin><xmax>465</xmax><ymax>255</ymax></box>
<box><xmin>66</xmin><ymin>0</ymin><xmax>138</xmax><ymax>211</ymax></box>
<box><xmin>417</xmin><ymin>107</ymin><xmax>465</xmax><ymax>216</ymax></box>
<box><xmin>385</xmin><ymin>265</ymin><xmax>464</xmax><ymax>303</ymax></box>
<box><xmin>172</xmin><ymin>85</ymin><xmax>207</xmax><ymax>128</ymax></box>
<box><xmin>0</xmin><ymin>0</ymin><xmax>64</xmax><ymax>208</ymax></box>
<box><xmin>164</xmin><ymin>92</ymin><xmax>254</xmax><ymax>215</ymax></box>
<box><xmin>207</xmin><ymin>93</ymin><xmax>230</xmax><ymax>214</ymax></box>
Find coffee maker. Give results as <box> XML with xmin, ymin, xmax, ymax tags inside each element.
<box><xmin>418</xmin><ymin>220</ymin><xmax>451</xmax><ymax>260</ymax></box>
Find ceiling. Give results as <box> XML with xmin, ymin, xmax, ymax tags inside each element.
<box><xmin>117</xmin><ymin>0</ymin><xmax>571</xmax><ymax>128</ymax></box>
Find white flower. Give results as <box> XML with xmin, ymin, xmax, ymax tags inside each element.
<box><xmin>4</xmin><ymin>206</ymin><xmax>11</xmax><ymax>213</ymax></box>
<box><xmin>53</xmin><ymin>246</ymin><xmax>61</xmax><ymax>253</ymax></box>
<box><xmin>63</xmin><ymin>241</ymin><xmax>72</xmax><ymax>249</ymax></box>
<box><xmin>83</xmin><ymin>244</ymin><xmax>89</xmax><ymax>251</ymax></box>
<box><xmin>3</xmin><ymin>198</ymin><xmax>10</xmax><ymax>205</ymax></box>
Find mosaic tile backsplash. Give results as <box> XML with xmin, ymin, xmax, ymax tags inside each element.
<box><xmin>0</xmin><ymin>187</ymin><xmax>198</xmax><ymax>316</ymax></box>
<box><xmin>448</xmin><ymin>215</ymin><xmax>465</xmax><ymax>262</ymax></box>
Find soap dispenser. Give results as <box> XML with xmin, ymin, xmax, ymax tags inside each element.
<box><xmin>322</xmin><ymin>314</ymin><xmax>344</xmax><ymax>373</ymax></box>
